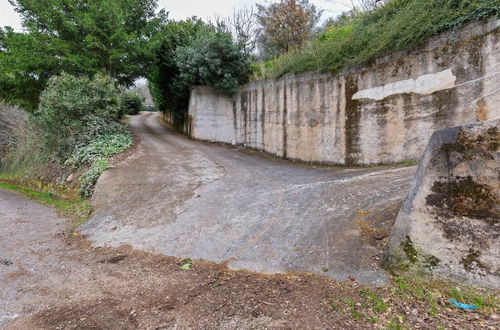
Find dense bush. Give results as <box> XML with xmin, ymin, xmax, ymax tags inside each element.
<box><xmin>148</xmin><ymin>19</ymin><xmax>250</xmax><ymax>122</ymax></box>
<box><xmin>253</xmin><ymin>0</ymin><xmax>500</xmax><ymax>79</ymax></box>
<box><xmin>66</xmin><ymin>134</ymin><xmax>132</xmax><ymax>168</ymax></box>
<box><xmin>176</xmin><ymin>29</ymin><xmax>251</xmax><ymax>95</ymax></box>
<box><xmin>36</xmin><ymin>73</ymin><xmax>123</xmax><ymax>158</ymax></box>
<box><xmin>120</xmin><ymin>92</ymin><xmax>143</xmax><ymax>115</ymax></box>
<box><xmin>148</xmin><ymin>18</ymin><xmax>206</xmax><ymax>119</ymax></box>
<box><xmin>2</xmin><ymin>73</ymin><xmax>132</xmax><ymax>197</ymax></box>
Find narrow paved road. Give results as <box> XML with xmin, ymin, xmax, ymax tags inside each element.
<box><xmin>81</xmin><ymin>112</ymin><xmax>416</xmax><ymax>285</ymax></box>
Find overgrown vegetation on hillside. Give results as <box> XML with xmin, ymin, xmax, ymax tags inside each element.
<box><xmin>1</xmin><ymin>74</ymin><xmax>132</xmax><ymax>197</ymax></box>
<box><xmin>0</xmin><ymin>104</ymin><xmax>27</xmax><ymax>165</ymax></box>
<box><xmin>253</xmin><ymin>0</ymin><xmax>499</xmax><ymax>79</ymax></box>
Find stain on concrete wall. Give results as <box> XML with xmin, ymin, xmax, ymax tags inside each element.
<box><xmin>188</xmin><ymin>19</ymin><xmax>500</xmax><ymax>165</ymax></box>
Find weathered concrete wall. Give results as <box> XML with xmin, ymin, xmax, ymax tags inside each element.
<box><xmin>188</xmin><ymin>18</ymin><xmax>500</xmax><ymax>165</ymax></box>
<box><xmin>384</xmin><ymin>119</ymin><xmax>499</xmax><ymax>288</ymax></box>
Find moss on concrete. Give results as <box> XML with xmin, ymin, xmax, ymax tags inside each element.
<box><xmin>426</xmin><ymin>176</ymin><xmax>498</xmax><ymax>222</ymax></box>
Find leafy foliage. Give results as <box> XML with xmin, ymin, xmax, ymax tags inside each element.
<box><xmin>79</xmin><ymin>158</ymin><xmax>110</xmax><ymax>198</ymax></box>
<box><xmin>176</xmin><ymin>28</ymin><xmax>251</xmax><ymax>95</ymax></box>
<box><xmin>148</xmin><ymin>19</ymin><xmax>250</xmax><ymax>121</ymax></box>
<box><xmin>120</xmin><ymin>92</ymin><xmax>143</xmax><ymax>115</ymax></box>
<box><xmin>1</xmin><ymin>73</ymin><xmax>132</xmax><ymax>197</ymax></box>
<box><xmin>148</xmin><ymin>18</ymin><xmax>206</xmax><ymax>118</ymax></box>
<box><xmin>0</xmin><ymin>0</ymin><xmax>165</xmax><ymax>110</ymax></box>
<box><xmin>67</xmin><ymin>134</ymin><xmax>132</xmax><ymax>168</ymax></box>
<box><xmin>35</xmin><ymin>73</ymin><xmax>123</xmax><ymax>158</ymax></box>
<box><xmin>254</xmin><ymin>0</ymin><xmax>499</xmax><ymax>79</ymax></box>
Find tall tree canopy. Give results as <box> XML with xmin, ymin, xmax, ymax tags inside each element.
<box><xmin>147</xmin><ymin>18</ymin><xmax>206</xmax><ymax>115</ymax></box>
<box><xmin>148</xmin><ymin>18</ymin><xmax>250</xmax><ymax>120</ymax></box>
<box><xmin>0</xmin><ymin>0</ymin><xmax>165</xmax><ymax>110</ymax></box>
<box><xmin>256</xmin><ymin>0</ymin><xmax>322</xmax><ymax>59</ymax></box>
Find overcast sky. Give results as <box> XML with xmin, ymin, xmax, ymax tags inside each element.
<box><xmin>1</xmin><ymin>0</ymin><xmax>360</xmax><ymax>31</ymax></box>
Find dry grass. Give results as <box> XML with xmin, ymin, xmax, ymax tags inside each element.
<box><xmin>0</xmin><ymin>103</ymin><xmax>28</xmax><ymax>163</ymax></box>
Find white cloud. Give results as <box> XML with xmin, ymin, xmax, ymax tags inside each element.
<box><xmin>1</xmin><ymin>1</ymin><xmax>23</xmax><ymax>31</ymax></box>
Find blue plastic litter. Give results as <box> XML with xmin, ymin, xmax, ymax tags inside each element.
<box><xmin>450</xmin><ymin>298</ymin><xmax>477</xmax><ymax>310</ymax></box>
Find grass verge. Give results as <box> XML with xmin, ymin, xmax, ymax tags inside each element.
<box><xmin>0</xmin><ymin>180</ymin><xmax>91</xmax><ymax>232</ymax></box>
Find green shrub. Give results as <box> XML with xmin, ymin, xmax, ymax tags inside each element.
<box><xmin>176</xmin><ymin>29</ymin><xmax>251</xmax><ymax>95</ymax></box>
<box><xmin>255</xmin><ymin>0</ymin><xmax>499</xmax><ymax>79</ymax></box>
<box><xmin>67</xmin><ymin>133</ymin><xmax>132</xmax><ymax>168</ymax></box>
<box><xmin>148</xmin><ymin>18</ymin><xmax>207</xmax><ymax>118</ymax></box>
<box><xmin>120</xmin><ymin>92</ymin><xmax>143</xmax><ymax>115</ymax></box>
<box><xmin>148</xmin><ymin>19</ymin><xmax>250</xmax><ymax>122</ymax></box>
<box><xmin>2</xmin><ymin>73</ymin><xmax>133</xmax><ymax>198</ymax></box>
<box><xmin>79</xmin><ymin>158</ymin><xmax>110</xmax><ymax>198</ymax></box>
<box><xmin>35</xmin><ymin>73</ymin><xmax>122</xmax><ymax>158</ymax></box>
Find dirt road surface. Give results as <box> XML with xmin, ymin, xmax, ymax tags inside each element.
<box><xmin>2</xmin><ymin>188</ymin><xmax>497</xmax><ymax>329</ymax></box>
<box><xmin>81</xmin><ymin>112</ymin><xmax>416</xmax><ymax>286</ymax></box>
<box><xmin>2</xmin><ymin>113</ymin><xmax>498</xmax><ymax>328</ymax></box>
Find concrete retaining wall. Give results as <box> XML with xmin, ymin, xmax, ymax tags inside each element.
<box><xmin>188</xmin><ymin>19</ymin><xmax>500</xmax><ymax>165</ymax></box>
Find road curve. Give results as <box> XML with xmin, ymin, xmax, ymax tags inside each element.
<box><xmin>80</xmin><ymin>112</ymin><xmax>416</xmax><ymax>285</ymax></box>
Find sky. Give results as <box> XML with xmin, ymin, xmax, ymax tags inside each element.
<box><xmin>1</xmin><ymin>0</ymin><xmax>360</xmax><ymax>31</ymax></box>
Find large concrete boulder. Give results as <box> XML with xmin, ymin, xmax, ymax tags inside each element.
<box><xmin>385</xmin><ymin>119</ymin><xmax>499</xmax><ymax>288</ymax></box>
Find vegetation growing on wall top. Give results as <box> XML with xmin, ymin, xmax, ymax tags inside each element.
<box><xmin>252</xmin><ymin>0</ymin><xmax>499</xmax><ymax>80</ymax></box>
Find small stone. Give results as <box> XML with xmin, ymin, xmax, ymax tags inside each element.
<box><xmin>66</xmin><ymin>173</ymin><xmax>75</xmax><ymax>183</ymax></box>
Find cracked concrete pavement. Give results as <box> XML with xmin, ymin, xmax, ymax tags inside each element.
<box><xmin>80</xmin><ymin>112</ymin><xmax>417</xmax><ymax>285</ymax></box>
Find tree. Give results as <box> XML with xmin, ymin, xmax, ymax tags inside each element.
<box><xmin>176</xmin><ymin>28</ymin><xmax>251</xmax><ymax>95</ymax></box>
<box><xmin>0</xmin><ymin>0</ymin><xmax>165</xmax><ymax>110</ymax></box>
<box><xmin>256</xmin><ymin>0</ymin><xmax>322</xmax><ymax>59</ymax></box>
<box><xmin>148</xmin><ymin>19</ymin><xmax>250</xmax><ymax>122</ymax></box>
<box><xmin>211</xmin><ymin>7</ymin><xmax>259</xmax><ymax>58</ymax></box>
<box><xmin>147</xmin><ymin>18</ymin><xmax>206</xmax><ymax>116</ymax></box>
<box><xmin>120</xmin><ymin>92</ymin><xmax>143</xmax><ymax>115</ymax></box>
